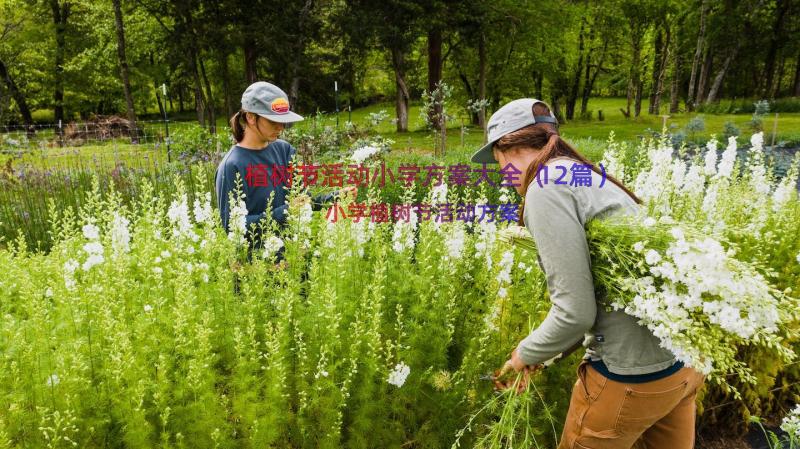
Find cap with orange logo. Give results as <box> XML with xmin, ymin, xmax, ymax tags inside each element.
<box><xmin>241</xmin><ymin>82</ymin><xmax>304</xmax><ymax>126</ymax></box>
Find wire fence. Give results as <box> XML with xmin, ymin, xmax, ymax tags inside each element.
<box><xmin>0</xmin><ymin>118</ymin><xmax>232</xmax><ymax>160</ymax></box>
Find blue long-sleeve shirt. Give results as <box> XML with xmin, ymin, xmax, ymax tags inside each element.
<box><xmin>215</xmin><ymin>140</ymin><xmax>337</xmax><ymax>245</ymax></box>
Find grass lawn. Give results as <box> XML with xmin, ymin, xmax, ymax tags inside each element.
<box><xmin>7</xmin><ymin>97</ymin><xmax>799</xmax><ymax>170</ymax></box>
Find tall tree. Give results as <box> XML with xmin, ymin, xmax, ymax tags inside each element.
<box><xmin>112</xmin><ymin>0</ymin><xmax>137</xmax><ymax>130</ymax></box>
<box><xmin>686</xmin><ymin>0</ymin><xmax>707</xmax><ymax>111</ymax></box>
<box><xmin>50</xmin><ymin>0</ymin><xmax>70</xmax><ymax>125</ymax></box>
<box><xmin>763</xmin><ymin>0</ymin><xmax>790</xmax><ymax>98</ymax></box>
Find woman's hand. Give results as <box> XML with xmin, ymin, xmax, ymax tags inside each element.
<box><xmin>493</xmin><ymin>347</ymin><xmax>542</xmax><ymax>394</ymax></box>
<box><xmin>339</xmin><ymin>186</ymin><xmax>358</xmax><ymax>202</ymax></box>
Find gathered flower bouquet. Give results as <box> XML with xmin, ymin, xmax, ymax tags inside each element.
<box><xmin>499</xmin><ymin>215</ymin><xmax>799</xmax><ymax>395</ymax></box>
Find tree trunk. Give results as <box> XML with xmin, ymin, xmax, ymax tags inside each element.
<box><xmin>549</xmin><ymin>94</ymin><xmax>564</xmax><ymax>124</ymax></box>
<box><xmin>793</xmin><ymin>51</ymin><xmax>800</xmax><ymax>97</ymax></box>
<box><xmin>695</xmin><ymin>50</ymin><xmax>712</xmax><ymax>106</ymax></box>
<box><xmin>390</xmin><ymin>46</ymin><xmax>409</xmax><ymax>133</ymax></box>
<box><xmin>154</xmin><ymin>80</ymin><xmax>165</xmax><ymax>118</ymax></box>
<box><xmin>669</xmin><ymin>35</ymin><xmax>681</xmax><ymax>113</ymax></box>
<box><xmin>427</xmin><ymin>29</ymin><xmax>443</xmax><ymax>130</ymax></box>
<box><xmin>763</xmin><ymin>0</ymin><xmax>788</xmax><ymax>98</ymax></box>
<box><xmin>243</xmin><ymin>38</ymin><xmax>258</xmax><ymax>84</ymax></box>
<box><xmin>112</xmin><ymin>0</ymin><xmax>137</xmax><ymax>140</ymax></box>
<box><xmin>199</xmin><ymin>56</ymin><xmax>216</xmax><ymax>134</ymax></box>
<box><xmin>630</xmin><ymin>34</ymin><xmax>643</xmax><ymax>117</ymax></box>
<box><xmin>686</xmin><ymin>0</ymin><xmax>707</xmax><ymax>112</ymax></box>
<box><xmin>0</xmin><ymin>59</ymin><xmax>35</xmax><ymax>135</ymax></box>
<box><xmin>478</xmin><ymin>32</ymin><xmax>487</xmax><ymax>135</ymax></box>
<box><xmin>706</xmin><ymin>44</ymin><xmax>740</xmax><ymax>104</ymax></box>
<box><xmin>581</xmin><ymin>37</ymin><xmax>607</xmax><ymax>116</ymax></box>
<box><xmin>50</xmin><ymin>0</ymin><xmax>70</xmax><ymax>127</ymax></box>
<box><xmin>650</xmin><ymin>25</ymin><xmax>671</xmax><ymax>115</ymax></box>
<box><xmin>221</xmin><ymin>53</ymin><xmax>233</xmax><ymax>118</ymax></box>
<box><xmin>289</xmin><ymin>77</ymin><xmax>300</xmax><ymax>111</ymax></box>
<box><xmin>189</xmin><ymin>52</ymin><xmax>205</xmax><ymax>127</ymax></box>
<box><xmin>566</xmin><ymin>17</ymin><xmax>586</xmax><ymax>120</ymax></box>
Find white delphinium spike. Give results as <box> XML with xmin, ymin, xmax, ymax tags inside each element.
<box><xmin>168</xmin><ymin>194</ymin><xmax>198</xmax><ymax>241</ymax></box>
<box><xmin>716</xmin><ymin>136</ymin><xmax>738</xmax><ymax>180</ymax></box>
<box><xmin>599</xmin><ymin>132</ymin><xmax>626</xmax><ymax>183</ymax></box>
<box><xmin>748</xmin><ymin>132</ymin><xmax>770</xmax><ymax>196</ymax></box>
<box><xmin>193</xmin><ymin>192</ymin><xmax>215</xmax><ymax>226</ymax></box>
<box><xmin>81</xmin><ymin>224</ymin><xmax>105</xmax><ymax>271</ymax></box>
<box><xmin>109</xmin><ymin>212</ymin><xmax>130</xmax><ymax>256</ymax></box>
<box><xmin>82</xmin><ymin>223</ymin><xmax>99</xmax><ymax>240</ymax></box>
<box><xmin>771</xmin><ymin>152</ymin><xmax>800</xmax><ymax>212</ymax></box>
<box><xmin>64</xmin><ymin>259</ymin><xmax>79</xmax><ymax>291</ymax></box>
<box><xmin>228</xmin><ymin>198</ymin><xmax>248</xmax><ymax>245</ymax></box>
<box><xmin>703</xmin><ymin>137</ymin><xmax>718</xmax><ymax>176</ymax></box>
<box><xmin>681</xmin><ymin>164</ymin><xmax>705</xmax><ymax>199</ymax></box>
<box><xmin>443</xmin><ymin>222</ymin><xmax>466</xmax><ymax>261</ymax></box>
<box><xmin>262</xmin><ymin>235</ymin><xmax>284</xmax><ymax>259</ymax></box>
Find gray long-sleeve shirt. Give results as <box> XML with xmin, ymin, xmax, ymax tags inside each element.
<box><xmin>517</xmin><ymin>156</ymin><xmax>676</xmax><ymax>375</ymax></box>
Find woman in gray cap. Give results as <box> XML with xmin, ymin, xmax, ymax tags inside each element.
<box><xmin>215</xmin><ymin>81</ymin><xmax>356</xmax><ymax>258</ymax></box>
<box><xmin>480</xmin><ymin>99</ymin><xmax>704</xmax><ymax>449</ymax></box>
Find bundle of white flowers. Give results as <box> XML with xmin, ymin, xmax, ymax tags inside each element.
<box><xmin>499</xmin><ymin>216</ymin><xmax>798</xmax><ymax>394</ymax></box>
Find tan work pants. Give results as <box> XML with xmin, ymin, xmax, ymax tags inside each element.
<box><xmin>558</xmin><ymin>360</ymin><xmax>705</xmax><ymax>449</ymax></box>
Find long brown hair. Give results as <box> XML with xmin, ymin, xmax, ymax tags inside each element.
<box><xmin>494</xmin><ymin>103</ymin><xmax>642</xmax><ymax>226</ymax></box>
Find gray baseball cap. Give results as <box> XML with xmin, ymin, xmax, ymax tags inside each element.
<box><xmin>241</xmin><ymin>81</ymin><xmax>304</xmax><ymax>126</ymax></box>
<box><xmin>470</xmin><ymin>98</ymin><xmax>558</xmax><ymax>164</ymax></box>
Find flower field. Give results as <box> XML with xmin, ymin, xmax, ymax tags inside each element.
<box><xmin>1</xmin><ymin>132</ymin><xmax>799</xmax><ymax>448</ymax></box>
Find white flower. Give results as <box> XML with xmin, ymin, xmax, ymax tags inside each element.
<box><xmin>83</xmin><ymin>241</ymin><xmax>104</xmax><ymax>256</ymax></box>
<box><xmin>388</xmin><ymin>362</ymin><xmax>411</xmax><ymax>388</ymax></box>
<box><xmin>497</xmin><ymin>287</ymin><xmax>508</xmax><ymax>298</ymax></box>
<box><xmin>194</xmin><ymin>193</ymin><xmax>215</xmax><ymax>226</ymax></box>
<box><xmin>643</xmin><ymin>217</ymin><xmax>657</xmax><ymax>227</ymax></box>
<box><xmin>716</xmin><ymin>137</ymin><xmax>738</xmax><ymax>179</ymax></box>
<box><xmin>46</xmin><ymin>374</ymin><xmax>59</xmax><ymax>387</ymax></box>
<box><xmin>750</xmin><ymin>131</ymin><xmax>764</xmax><ymax>151</ymax></box>
<box><xmin>110</xmin><ymin>213</ymin><xmax>130</xmax><ymax>256</ymax></box>
<box><xmin>703</xmin><ymin>138</ymin><xmax>718</xmax><ymax>176</ymax></box>
<box><xmin>82</xmin><ymin>254</ymin><xmax>105</xmax><ymax>271</ymax></box>
<box><xmin>153</xmin><ymin>267</ymin><xmax>163</xmax><ymax>275</ymax></box>
<box><xmin>351</xmin><ymin>145</ymin><xmax>381</xmax><ymax>164</ymax></box>
<box><xmin>228</xmin><ymin>199</ymin><xmax>248</xmax><ymax>244</ymax></box>
<box><xmin>168</xmin><ymin>195</ymin><xmax>196</xmax><ymax>239</ymax></box>
<box><xmin>430</xmin><ymin>183</ymin><xmax>448</xmax><ymax>204</ymax></box>
<box><xmin>64</xmin><ymin>259</ymin><xmax>79</xmax><ymax>290</ymax></box>
<box><xmin>144</xmin><ymin>304</ymin><xmax>153</xmax><ymax>313</ymax></box>
<box><xmin>496</xmin><ymin>251</ymin><xmax>515</xmax><ymax>284</ymax></box>
<box><xmin>263</xmin><ymin>235</ymin><xmax>285</xmax><ymax>258</ymax></box>
<box><xmin>160</xmin><ymin>250</ymin><xmax>171</xmax><ymax>258</ymax></box>
<box><xmin>45</xmin><ymin>287</ymin><xmax>53</xmax><ymax>297</ymax></box>
<box><xmin>781</xmin><ymin>404</ymin><xmax>800</xmax><ymax>439</ymax></box>
<box><xmin>633</xmin><ymin>242</ymin><xmax>645</xmax><ymax>253</ymax></box>
<box><xmin>82</xmin><ymin>223</ymin><xmax>100</xmax><ymax>240</ymax></box>
<box><xmin>644</xmin><ymin>249</ymin><xmax>662</xmax><ymax>265</ymax></box>
<box><xmin>443</xmin><ymin>224</ymin><xmax>466</xmax><ymax>261</ymax></box>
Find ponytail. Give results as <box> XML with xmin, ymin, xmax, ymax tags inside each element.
<box><xmin>230</xmin><ymin>109</ymin><xmax>246</xmax><ymax>143</ymax></box>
